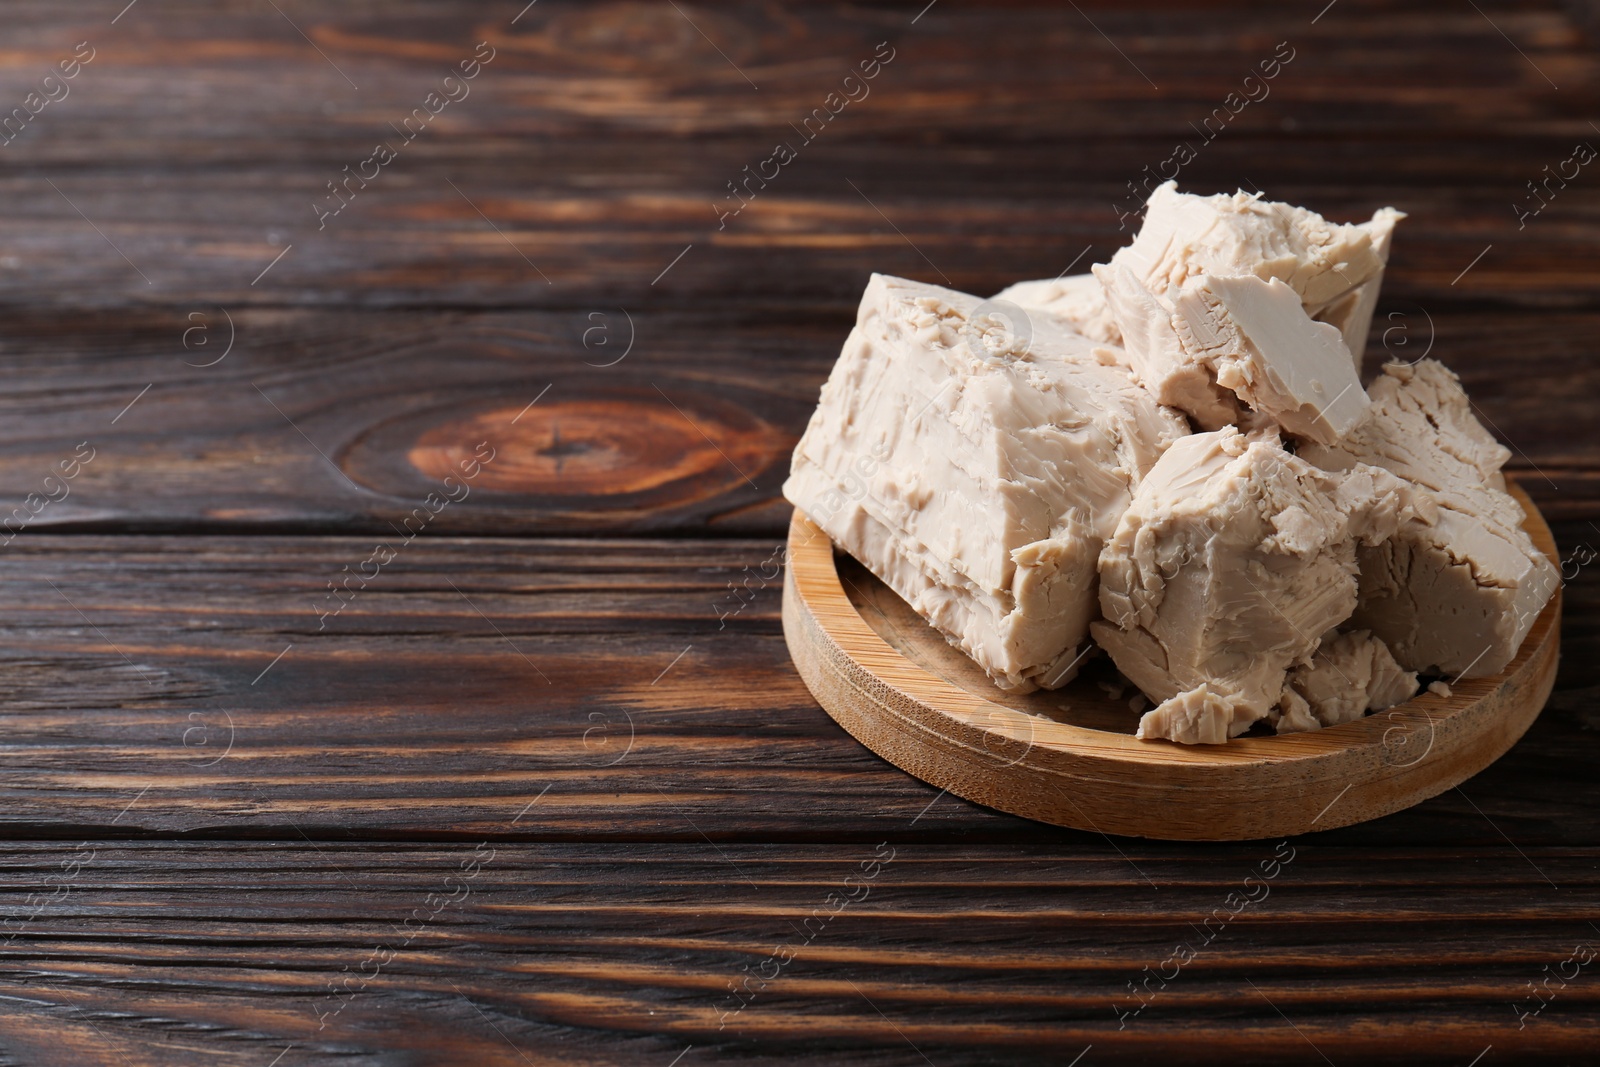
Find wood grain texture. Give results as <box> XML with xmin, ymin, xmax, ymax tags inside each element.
<box><xmin>0</xmin><ymin>0</ymin><xmax>1593</xmax><ymax>1061</ymax></box>
<box><xmin>0</xmin><ymin>0</ymin><xmax>1592</xmax><ymax>318</ymax></box>
<box><xmin>0</xmin><ymin>841</ymin><xmax>1594</xmax><ymax>1066</ymax></box>
<box><xmin>0</xmin><ymin>305</ymin><xmax>837</xmax><ymax>536</ymax></box>
<box><xmin>0</xmin><ymin>304</ymin><xmax>1588</xmax><ymax>538</ymax></box>
<box><xmin>0</xmin><ymin>527</ymin><xmax>1560</xmax><ymax>858</ymax></box>
<box><xmin>0</xmin><ymin>531</ymin><xmax>1578</xmax><ymax>852</ymax></box>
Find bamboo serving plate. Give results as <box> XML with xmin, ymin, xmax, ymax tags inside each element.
<box><xmin>782</xmin><ymin>479</ymin><xmax>1560</xmax><ymax>840</ymax></box>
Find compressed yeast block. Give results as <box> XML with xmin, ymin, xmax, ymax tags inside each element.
<box><xmin>991</xmin><ymin>273</ymin><xmax>1122</xmax><ymax>346</ymax></box>
<box><xmin>1095</xmin><ymin>266</ymin><xmax>1370</xmax><ymax>442</ymax></box>
<box><xmin>1171</xmin><ymin>274</ymin><xmax>1370</xmax><ymax>444</ymax></box>
<box><xmin>1093</xmin><ymin>263</ymin><xmax>1244</xmax><ymax>431</ymax></box>
<box><xmin>1299</xmin><ymin>359</ymin><xmax>1559</xmax><ymax>678</ymax></box>
<box><xmin>784</xmin><ymin>273</ymin><xmax>1189</xmax><ymax>692</ymax></box>
<box><xmin>1314</xmin><ymin>207</ymin><xmax>1404</xmax><ymax>371</ymax></box>
<box><xmin>1108</xmin><ymin>180</ymin><xmax>1398</xmax><ymax>313</ymax></box>
<box><xmin>1093</xmin><ymin>183</ymin><xmax>1401</xmax><ymax>435</ymax></box>
<box><xmin>1271</xmin><ymin>629</ymin><xmax>1418</xmax><ymax>734</ymax></box>
<box><xmin>1091</xmin><ymin>427</ymin><xmax>1416</xmax><ymax>743</ymax></box>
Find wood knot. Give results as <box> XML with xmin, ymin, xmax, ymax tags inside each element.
<box><xmin>390</xmin><ymin>389</ymin><xmax>782</xmax><ymax>508</ymax></box>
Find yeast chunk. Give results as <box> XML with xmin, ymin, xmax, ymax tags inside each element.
<box><xmin>785</xmin><ymin>273</ymin><xmax>1189</xmax><ymax>692</ymax></box>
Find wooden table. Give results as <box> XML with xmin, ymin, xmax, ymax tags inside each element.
<box><xmin>0</xmin><ymin>2</ymin><xmax>1595</xmax><ymax>1063</ymax></box>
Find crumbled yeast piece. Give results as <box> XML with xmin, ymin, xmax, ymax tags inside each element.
<box><xmin>1090</xmin><ymin>427</ymin><xmax>1417</xmax><ymax>744</ymax></box>
<box><xmin>1170</xmin><ymin>274</ymin><xmax>1369</xmax><ymax>444</ymax></box>
<box><xmin>992</xmin><ymin>273</ymin><xmax>1122</xmax><ymax>346</ymax></box>
<box><xmin>1270</xmin><ymin>630</ymin><xmax>1418</xmax><ymax>734</ymax></box>
<box><xmin>1093</xmin><ymin>182</ymin><xmax>1400</xmax><ymax>439</ymax></box>
<box><xmin>1110</xmin><ymin>181</ymin><xmax>1398</xmax><ymax>313</ymax></box>
<box><xmin>1314</xmin><ymin>207</ymin><xmax>1403</xmax><ymax>373</ymax></box>
<box><xmin>1094</xmin><ymin>263</ymin><xmax>1244</xmax><ymax>430</ymax></box>
<box><xmin>1299</xmin><ymin>359</ymin><xmax>1559</xmax><ymax>678</ymax></box>
<box><xmin>784</xmin><ymin>273</ymin><xmax>1189</xmax><ymax>693</ymax></box>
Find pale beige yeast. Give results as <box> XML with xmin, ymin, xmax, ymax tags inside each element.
<box><xmin>782</xmin><ymin>479</ymin><xmax>1560</xmax><ymax>841</ymax></box>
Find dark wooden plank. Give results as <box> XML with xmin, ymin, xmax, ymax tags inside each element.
<box><xmin>10</xmin><ymin>141</ymin><xmax>1600</xmax><ymax>311</ymax></box>
<box><xmin>0</xmin><ymin>532</ymin><xmax>1583</xmax><ymax>845</ymax></box>
<box><xmin>0</xmin><ymin>305</ymin><xmax>825</xmax><ymax>536</ymax></box>
<box><xmin>0</xmin><ymin>3</ymin><xmax>1590</xmax><ymax>309</ymax></box>
<box><xmin>0</xmin><ymin>842</ymin><xmax>1592</xmax><ymax>1065</ymax></box>
<box><xmin>0</xmin><ymin>305</ymin><xmax>1588</xmax><ymax>540</ymax></box>
<box><xmin>1</xmin><ymin>1</ymin><xmax>1589</xmax><ymax>156</ymax></box>
<box><xmin>0</xmin><ymin>2</ymin><xmax>1593</xmax><ymax>1062</ymax></box>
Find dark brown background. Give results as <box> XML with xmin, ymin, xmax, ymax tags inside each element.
<box><xmin>0</xmin><ymin>1</ymin><xmax>1594</xmax><ymax>1063</ymax></box>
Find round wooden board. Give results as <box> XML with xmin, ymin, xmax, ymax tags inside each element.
<box><xmin>782</xmin><ymin>479</ymin><xmax>1561</xmax><ymax>841</ymax></box>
